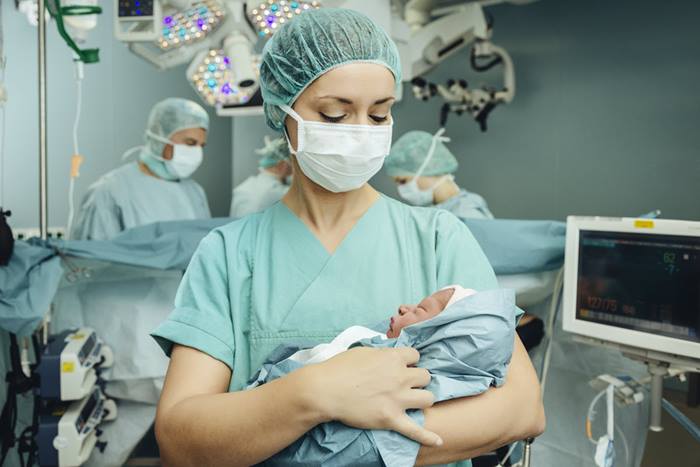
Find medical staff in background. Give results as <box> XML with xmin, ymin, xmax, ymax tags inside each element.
<box><xmin>70</xmin><ymin>98</ymin><xmax>211</xmax><ymax>240</ymax></box>
<box><xmin>152</xmin><ymin>8</ymin><xmax>543</xmax><ymax>467</ymax></box>
<box><xmin>230</xmin><ymin>136</ymin><xmax>291</xmax><ymax>218</ymax></box>
<box><xmin>385</xmin><ymin>130</ymin><xmax>494</xmax><ymax>219</ymax></box>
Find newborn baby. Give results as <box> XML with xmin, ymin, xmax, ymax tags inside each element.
<box><xmin>285</xmin><ymin>285</ymin><xmax>476</xmax><ymax>366</ymax></box>
<box><xmin>387</xmin><ymin>285</ymin><xmax>475</xmax><ymax>338</ymax></box>
<box><xmin>251</xmin><ymin>286</ymin><xmax>519</xmax><ymax>467</ymax></box>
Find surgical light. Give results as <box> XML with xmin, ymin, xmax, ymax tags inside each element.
<box><xmin>187</xmin><ymin>48</ymin><xmax>260</xmax><ymax>106</ymax></box>
<box><xmin>158</xmin><ymin>0</ymin><xmax>225</xmax><ymax>50</ymax></box>
<box><xmin>248</xmin><ymin>0</ymin><xmax>319</xmax><ymax>38</ymax></box>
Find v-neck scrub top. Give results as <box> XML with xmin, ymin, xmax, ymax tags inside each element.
<box><xmin>152</xmin><ymin>195</ymin><xmax>498</xmax><ymax>391</ymax></box>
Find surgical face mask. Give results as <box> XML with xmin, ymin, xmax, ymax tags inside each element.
<box><xmin>280</xmin><ymin>105</ymin><xmax>392</xmax><ymax>193</ymax></box>
<box><xmin>396</xmin><ymin>128</ymin><xmax>451</xmax><ymax>206</ymax></box>
<box><xmin>146</xmin><ymin>131</ymin><xmax>203</xmax><ymax>180</ymax></box>
<box><xmin>398</xmin><ymin>175</ymin><xmax>451</xmax><ymax>206</ymax></box>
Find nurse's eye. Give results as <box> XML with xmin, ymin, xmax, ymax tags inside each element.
<box><xmin>370</xmin><ymin>115</ymin><xmax>388</xmax><ymax>123</ymax></box>
<box><xmin>319</xmin><ymin>112</ymin><xmax>346</xmax><ymax>123</ymax></box>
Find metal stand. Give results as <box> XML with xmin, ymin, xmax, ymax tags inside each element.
<box><xmin>38</xmin><ymin>0</ymin><xmax>48</xmax><ymax>240</ymax></box>
<box><xmin>648</xmin><ymin>361</ymin><xmax>669</xmax><ymax>432</ymax></box>
<box><xmin>521</xmin><ymin>438</ymin><xmax>534</xmax><ymax>467</ymax></box>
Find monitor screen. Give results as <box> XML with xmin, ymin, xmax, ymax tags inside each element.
<box><xmin>576</xmin><ymin>230</ymin><xmax>700</xmax><ymax>343</ymax></box>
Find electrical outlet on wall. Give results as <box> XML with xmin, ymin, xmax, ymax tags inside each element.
<box><xmin>13</xmin><ymin>227</ymin><xmax>67</xmax><ymax>240</ymax></box>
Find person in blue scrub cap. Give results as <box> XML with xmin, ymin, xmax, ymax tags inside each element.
<box><xmin>152</xmin><ymin>8</ymin><xmax>544</xmax><ymax>467</ymax></box>
<box><xmin>385</xmin><ymin>130</ymin><xmax>495</xmax><ymax>219</ymax></box>
<box><xmin>70</xmin><ymin>98</ymin><xmax>211</xmax><ymax>240</ymax></box>
<box><xmin>229</xmin><ymin>136</ymin><xmax>292</xmax><ymax>218</ymax></box>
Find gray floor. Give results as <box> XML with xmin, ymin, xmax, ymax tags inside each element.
<box><xmin>641</xmin><ymin>389</ymin><xmax>700</xmax><ymax>467</ymax></box>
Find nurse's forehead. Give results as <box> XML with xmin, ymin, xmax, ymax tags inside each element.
<box><xmin>305</xmin><ymin>63</ymin><xmax>396</xmax><ymax>102</ymax></box>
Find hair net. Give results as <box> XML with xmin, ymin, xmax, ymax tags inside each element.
<box><xmin>141</xmin><ymin>98</ymin><xmax>210</xmax><ymax>161</ymax></box>
<box><xmin>260</xmin><ymin>8</ymin><xmax>402</xmax><ymax>131</ymax></box>
<box><xmin>384</xmin><ymin>130</ymin><xmax>459</xmax><ymax>177</ymax></box>
<box><xmin>257</xmin><ymin>136</ymin><xmax>290</xmax><ymax>168</ymax></box>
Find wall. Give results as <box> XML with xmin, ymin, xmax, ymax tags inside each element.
<box><xmin>0</xmin><ymin>0</ymin><xmax>233</xmax><ymax>228</ymax></box>
<box><xmin>232</xmin><ymin>0</ymin><xmax>700</xmax><ymax>221</ymax></box>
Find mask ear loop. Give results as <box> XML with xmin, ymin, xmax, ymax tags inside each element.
<box><xmin>411</xmin><ymin>128</ymin><xmax>450</xmax><ymax>180</ymax></box>
<box><xmin>144</xmin><ymin>130</ymin><xmax>176</xmax><ymax>163</ymax></box>
<box><xmin>280</xmin><ymin>105</ymin><xmax>305</xmax><ymax>155</ymax></box>
<box><xmin>407</xmin><ymin>128</ymin><xmax>450</xmax><ymax>193</ymax></box>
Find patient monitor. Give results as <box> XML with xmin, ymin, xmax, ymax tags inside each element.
<box><xmin>563</xmin><ymin>216</ymin><xmax>700</xmax><ymax>430</ymax></box>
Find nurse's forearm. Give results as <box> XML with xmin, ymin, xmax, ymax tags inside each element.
<box><xmin>415</xmin><ymin>337</ymin><xmax>546</xmax><ymax>466</ymax></box>
<box><xmin>156</xmin><ymin>367</ymin><xmax>323</xmax><ymax>467</ymax></box>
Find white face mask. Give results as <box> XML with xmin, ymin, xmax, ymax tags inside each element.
<box><xmin>281</xmin><ymin>105</ymin><xmax>393</xmax><ymax>193</ymax></box>
<box><xmin>147</xmin><ymin>131</ymin><xmax>203</xmax><ymax>180</ymax></box>
<box><xmin>396</xmin><ymin>128</ymin><xmax>451</xmax><ymax>206</ymax></box>
<box><xmin>166</xmin><ymin>144</ymin><xmax>203</xmax><ymax>179</ymax></box>
<box><xmin>398</xmin><ymin>175</ymin><xmax>452</xmax><ymax>207</ymax></box>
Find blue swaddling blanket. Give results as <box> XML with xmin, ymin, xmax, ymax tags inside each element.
<box><xmin>248</xmin><ymin>289</ymin><xmax>522</xmax><ymax>467</ymax></box>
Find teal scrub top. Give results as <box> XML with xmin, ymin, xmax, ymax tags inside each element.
<box><xmin>153</xmin><ymin>194</ymin><xmax>498</xmax><ymax>465</ymax></box>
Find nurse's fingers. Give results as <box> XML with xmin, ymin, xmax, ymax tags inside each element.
<box><xmin>399</xmin><ymin>388</ymin><xmax>435</xmax><ymax>410</ymax></box>
<box><xmin>390</xmin><ymin>413</ymin><xmax>443</xmax><ymax>447</ymax></box>
<box><xmin>393</xmin><ymin>347</ymin><xmax>421</xmax><ymax>366</ymax></box>
<box><xmin>405</xmin><ymin>367</ymin><xmax>431</xmax><ymax>388</ymax></box>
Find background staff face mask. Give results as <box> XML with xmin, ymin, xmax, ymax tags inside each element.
<box><xmin>281</xmin><ymin>105</ymin><xmax>393</xmax><ymax>193</ymax></box>
<box><xmin>398</xmin><ymin>174</ymin><xmax>453</xmax><ymax>207</ymax></box>
<box><xmin>146</xmin><ymin>131</ymin><xmax>204</xmax><ymax>180</ymax></box>
<box><xmin>397</xmin><ymin>128</ymin><xmax>451</xmax><ymax>206</ymax></box>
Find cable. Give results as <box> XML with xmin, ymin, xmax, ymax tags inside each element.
<box><xmin>65</xmin><ymin>60</ymin><xmax>84</xmax><ymax>239</ymax></box>
<box><xmin>1</xmin><ymin>102</ymin><xmax>6</xmax><ymax>208</ymax></box>
<box><xmin>539</xmin><ymin>267</ymin><xmax>564</xmax><ymax>395</ymax></box>
<box><xmin>0</xmin><ymin>58</ymin><xmax>7</xmax><ymax>208</ymax></box>
<box><xmin>662</xmin><ymin>397</ymin><xmax>700</xmax><ymax>443</ymax></box>
<box><xmin>614</xmin><ymin>425</ymin><xmax>630</xmax><ymax>467</ymax></box>
<box><xmin>497</xmin><ymin>440</ymin><xmax>519</xmax><ymax>466</ymax></box>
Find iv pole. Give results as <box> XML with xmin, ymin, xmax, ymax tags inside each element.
<box><xmin>38</xmin><ymin>0</ymin><xmax>48</xmax><ymax>240</ymax></box>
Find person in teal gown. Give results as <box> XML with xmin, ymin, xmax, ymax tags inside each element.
<box><xmin>152</xmin><ymin>8</ymin><xmax>544</xmax><ymax>467</ymax></box>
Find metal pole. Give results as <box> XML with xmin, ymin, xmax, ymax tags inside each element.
<box><xmin>38</xmin><ymin>0</ymin><xmax>48</xmax><ymax>240</ymax></box>
<box><xmin>648</xmin><ymin>362</ymin><xmax>668</xmax><ymax>432</ymax></box>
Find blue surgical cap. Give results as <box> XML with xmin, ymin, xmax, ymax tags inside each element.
<box><xmin>260</xmin><ymin>8</ymin><xmax>402</xmax><ymax>131</ymax></box>
<box><xmin>385</xmin><ymin>130</ymin><xmax>459</xmax><ymax>177</ymax></box>
<box><xmin>142</xmin><ymin>97</ymin><xmax>210</xmax><ymax>160</ymax></box>
<box><xmin>257</xmin><ymin>136</ymin><xmax>290</xmax><ymax>168</ymax></box>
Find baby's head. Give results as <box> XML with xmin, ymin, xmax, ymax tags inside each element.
<box><xmin>387</xmin><ymin>288</ymin><xmax>456</xmax><ymax>338</ymax></box>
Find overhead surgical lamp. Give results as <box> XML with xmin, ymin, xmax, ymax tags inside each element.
<box><xmin>157</xmin><ymin>0</ymin><xmax>225</xmax><ymax>50</ymax></box>
<box><xmin>247</xmin><ymin>0</ymin><xmax>320</xmax><ymax>38</ymax></box>
<box><xmin>186</xmin><ymin>47</ymin><xmax>260</xmax><ymax>108</ymax></box>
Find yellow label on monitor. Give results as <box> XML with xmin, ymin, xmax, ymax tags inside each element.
<box><xmin>634</xmin><ymin>220</ymin><xmax>654</xmax><ymax>229</ymax></box>
<box><xmin>62</xmin><ymin>362</ymin><xmax>75</xmax><ymax>373</ymax></box>
<box><xmin>71</xmin><ymin>333</ymin><xmax>84</xmax><ymax>340</ymax></box>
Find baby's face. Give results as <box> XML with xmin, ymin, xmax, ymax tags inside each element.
<box><xmin>387</xmin><ymin>288</ymin><xmax>455</xmax><ymax>338</ymax></box>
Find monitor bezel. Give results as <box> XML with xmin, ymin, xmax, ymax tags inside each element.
<box><xmin>562</xmin><ymin>216</ymin><xmax>700</xmax><ymax>361</ymax></box>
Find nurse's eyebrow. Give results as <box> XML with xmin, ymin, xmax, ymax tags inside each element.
<box><xmin>318</xmin><ymin>96</ymin><xmax>353</xmax><ymax>104</ymax></box>
<box><xmin>373</xmin><ymin>97</ymin><xmax>395</xmax><ymax>105</ymax></box>
<box><xmin>317</xmin><ymin>96</ymin><xmax>395</xmax><ymax>105</ymax></box>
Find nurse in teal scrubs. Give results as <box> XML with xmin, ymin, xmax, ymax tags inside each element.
<box><xmin>152</xmin><ymin>8</ymin><xmax>544</xmax><ymax>466</ymax></box>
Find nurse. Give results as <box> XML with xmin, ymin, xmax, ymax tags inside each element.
<box><xmin>152</xmin><ymin>9</ymin><xmax>544</xmax><ymax>466</ymax></box>
<box><xmin>230</xmin><ymin>136</ymin><xmax>292</xmax><ymax>218</ymax></box>
<box><xmin>70</xmin><ymin>98</ymin><xmax>211</xmax><ymax>240</ymax></box>
<box><xmin>385</xmin><ymin>130</ymin><xmax>495</xmax><ymax>219</ymax></box>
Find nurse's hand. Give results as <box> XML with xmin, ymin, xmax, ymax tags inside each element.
<box><xmin>304</xmin><ymin>346</ymin><xmax>443</xmax><ymax>447</ymax></box>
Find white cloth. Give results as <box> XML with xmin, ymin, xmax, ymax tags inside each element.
<box><xmin>287</xmin><ymin>285</ymin><xmax>475</xmax><ymax>365</ymax></box>
<box><xmin>230</xmin><ymin>170</ymin><xmax>289</xmax><ymax>218</ymax></box>
<box><xmin>288</xmin><ymin>326</ymin><xmax>386</xmax><ymax>365</ymax></box>
<box><xmin>443</xmin><ymin>284</ymin><xmax>477</xmax><ymax>308</ymax></box>
<box><xmin>71</xmin><ymin>162</ymin><xmax>211</xmax><ymax>240</ymax></box>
